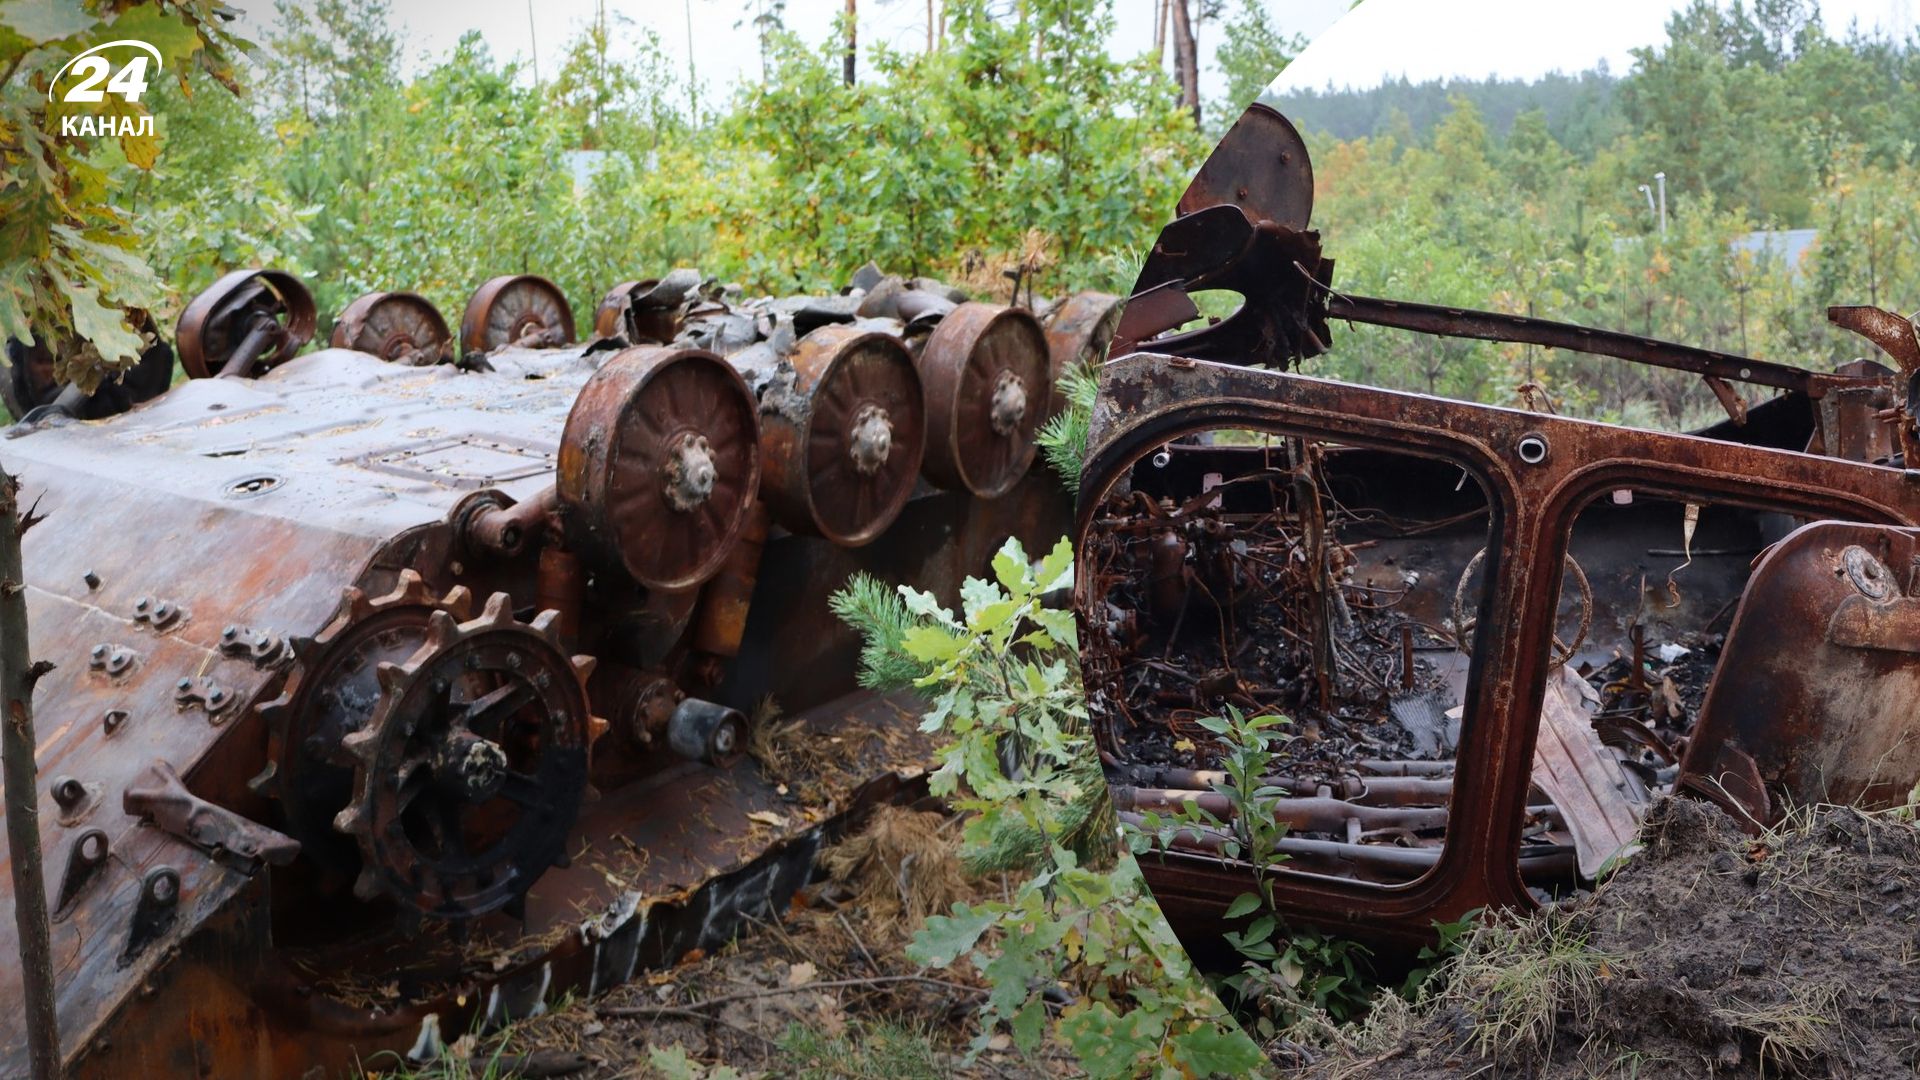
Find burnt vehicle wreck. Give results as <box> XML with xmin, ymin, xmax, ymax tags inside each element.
<box><xmin>0</xmin><ymin>266</ymin><xmax>1117</xmax><ymax>1075</ymax></box>
<box><xmin>1074</xmin><ymin>104</ymin><xmax>1920</xmax><ymax>958</ymax></box>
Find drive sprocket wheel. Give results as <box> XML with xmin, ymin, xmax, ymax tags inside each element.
<box><xmin>333</xmin><ymin>593</ymin><xmax>604</xmax><ymax>920</ymax></box>
<box><xmin>252</xmin><ymin>570</ymin><xmax>474</xmax><ymax>878</ymax></box>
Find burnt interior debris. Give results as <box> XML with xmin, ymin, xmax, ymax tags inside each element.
<box><xmin>1085</xmin><ymin>436</ymin><xmax>1804</xmax><ymax>899</ymax></box>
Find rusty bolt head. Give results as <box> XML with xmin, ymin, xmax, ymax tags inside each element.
<box><xmin>51</xmin><ymin>776</ymin><xmax>85</xmax><ymax>809</ymax></box>
<box><xmin>1843</xmin><ymin>545</ymin><xmax>1896</xmax><ymax>600</ymax></box>
<box><xmin>434</xmin><ymin>730</ymin><xmax>509</xmax><ymax>803</ymax></box>
<box><xmin>146</xmin><ymin>870</ymin><xmax>178</xmax><ymax>906</ymax></box>
<box><xmin>988</xmin><ymin>370</ymin><xmax>1028</xmax><ymax>437</ymax></box>
<box><xmin>847</xmin><ymin>404</ymin><xmax>895</xmax><ymax>476</ymax></box>
<box><xmin>663</xmin><ymin>432</ymin><xmax>718</xmax><ymax>512</ymax></box>
<box><xmin>83</xmin><ymin>570</ymin><xmax>99</xmax><ymax>590</ymax></box>
<box><xmin>174</xmin><ymin>678</ymin><xmax>193</xmax><ymax>693</ymax></box>
<box><xmin>221</xmin><ymin>625</ymin><xmax>239</xmax><ymax>642</ymax></box>
<box><xmin>134</xmin><ymin>597</ymin><xmax>151</xmax><ymax>615</ymax></box>
<box><xmin>90</xmin><ymin>644</ymin><xmax>108</xmax><ymax>666</ymax></box>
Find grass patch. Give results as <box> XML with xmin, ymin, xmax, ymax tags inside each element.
<box><xmin>1436</xmin><ymin>909</ymin><xmax>1615</xmax><ymax>1063</ymax></box>
<box><xmin>776</xmin><ymin>1019</ymin><xmax>951</xmax><ymax>1080</ymax></box>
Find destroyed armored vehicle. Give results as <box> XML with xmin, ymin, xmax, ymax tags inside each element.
<box><xmin>0</xmin><ymin>266</ymin><xmax>1116</xmax><ymax>1075</ymax></box>
<box><xmin>1076</xmin><ymin>105</ymin><xmax>1920</xmax><ymax>958</ymax></box>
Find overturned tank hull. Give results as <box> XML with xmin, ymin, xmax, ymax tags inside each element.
<box><xmin>0</xmin><ymin>269</ymin><xmax>1071</xmax><ymax>1074</ymax></box>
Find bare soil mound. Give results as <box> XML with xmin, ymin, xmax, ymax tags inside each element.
<box><xmin>1301</xmin><ymin>798</ymin><xmax>1920</xmax><ymax>1078</ymax></box>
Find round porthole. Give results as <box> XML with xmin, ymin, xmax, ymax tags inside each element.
<box><xmin>224</xmin><ymin>473</ymin><xmax>285</xmax><ymax>499</ymax></box>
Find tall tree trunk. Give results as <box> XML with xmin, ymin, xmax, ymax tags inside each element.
<box><xmin>1169</xmin><ymin>0</ymin><xmax>1200</xmax><ymax>126</ymax></box>
<box><xmin>684</xmin><ymin>0</ymin><xmax>698</xmax><ymax>113</ymax></box>
<box><xmin>1</xmin><ymin>469</ymin><xmax>59</xmax><ymax>1079</ymax></box>
<box><xmin>844</xmin><ymin>0</ymin><xmax>857</xmax><ymax>86</ymax></box>
<box><xmin>1153</xmin><ymin>0</ymin><xmax>1168</xmax><ymax>63</ymax></box>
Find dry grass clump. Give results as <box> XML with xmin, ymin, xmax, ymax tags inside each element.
<box><xmin>746</xmin><ymin>695</ymin><xmax>810</xmax><ymax>779</ymax></box>
<box><xmin>820</xmin><ymin>806</ymin><xmax>965</xmax><ymax>936</ymax></box>
<box><xmin>1712</xmin><ymin>981</ymin><xmax>1845</xmax><ymax>1075</ymax></box>
<box><xmin>952</xmin><ymin>229</ymin><xmax>1057</xmax><ymax>304</ymax></box>
<box><xmin>1436</xmin><ymin>909</ymin><xmax>1616</xmax><ymax>1064</ymax></box>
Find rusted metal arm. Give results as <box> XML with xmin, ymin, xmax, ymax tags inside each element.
<box><xmin>1130</xmin><ymin>767</ymin><xmax>1454</xmax><ymax>806</ymax></box>
<box><xmin>1117</xmin><ymin>811</ymin><xmax>1578</xmax><ymax>884</ymax></box>
<box><xmin>214</xmin><ymin>315</ymin><xmax>284</xmax><ymax>379</ymax></box>
<box><xmin>462</xmin><ymin>487</ymin><xmax>560</xmax><ymax>558</ymax></box>
<box><xmin>1325</xmin><ymin>292</ymin><xmax>1862</xmax><ymax>397</ymax></box>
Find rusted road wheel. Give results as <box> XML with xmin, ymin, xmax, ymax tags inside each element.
<box><xmin>177</xmin><ymin>269</ymin><xmax>317</xmax><ymax>378</ymax></box>
<box><xmin>559</xmin><ymin>345</ymin><xmax>762</xmax><ymax>591</ymax></box>
<box><xmin>917</xmin><ymin>302</ymin><xmax>1051</xmax><ymax>497</ymax></box>
<box><xmin>461</xmin><ymin>275</ymin><xmax>575</xmax><ymax>357</ymax></box>
<box><xmin>1041</xmin><ymin>291</ymin><xmax>1123</xmax><ymax>418</ymax></box>
<box><xmin>332</xmin><ymin>291</ymin><xmax>453</xmax><ymax>365</ymax></box>
<box><xmin>753</xmin><ymin>324</ymin><xmax>926</xmax><ymax>546</ymax></box>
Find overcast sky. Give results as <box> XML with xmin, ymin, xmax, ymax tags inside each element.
<box><xmin>1275</xmin><ymin>0</ymin><xmax>1915</xmax><ymax>92</ymax></box>
<box><xmin>229</xmin><ymin>0</ymin><xmax>1916</xmax><ymax>103</ymax></box>
<box><xmin>227</xmin><ymin>0</ymin><xmax>1352</xmax><ymax>101</ymax></box>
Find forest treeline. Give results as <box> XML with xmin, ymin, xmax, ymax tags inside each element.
<box><xmin>118</xmin><ymin>0</ymin><xmax>1260</xmax><ymax>341</ymax></box>
<box><xmin>8</xmin><ymin>0</ymin><xmax>1307</xmax><ymax>387</ymax></box>
<box><xmin>1291</xmin><ymin>0</ymin><xmax>1920</xmax><ymax>427</ymax></box>
<box><xmin>6</xmin><ymin>0</ymin><xmax>1918</xmax><ymax>429</ymax></box>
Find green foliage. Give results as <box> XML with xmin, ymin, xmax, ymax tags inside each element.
<box><xmin>1036</xmin><ymin>360</ymin><xmax>1099</xmax><ymax>493</ymax></box>
<box><xmin>1400</xmin><ymin>910</ymin><xmax>1482</xmax><ymax>1000</ymax></box>
<box><xmin>1212</xmin><ymin>0</ymin><xmax>1304</xmax><ymax>130</ymax></box>
<box><xmin>828</xmin><ymin>571</ymin><xmax>927</xmax><ymax>692</ymax></box>
<box><xmin>31</xmin><ymin>0</ymin><xmax>1203</xmax><ymax>350</ymax></box>
<box><xmin>1282</xmin><ymin>2</ymin><xmax>1920</xmax><ymax>427</ymax></box>
<box><xmin>1124</xmin><ymin>707</ymin><xmax>1378</xmax><ymax>1037</ymax></box>
<box><xmin>833</xmin><ymin>538</ymin><xmax>1267</xmax><ymax>1078</ymax></box>
<box><xmin>1</xmin><ymin>0</ymin><xmax>246</xmax><ymax>389</ymax></box>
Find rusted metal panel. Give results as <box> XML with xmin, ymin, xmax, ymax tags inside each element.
<box><xmin>1532</xmin><ymin>667</ymin><xmax>1646</xmax><ymax>878</ymax></box>
<box><xmin>1680</xmin><ymin>521</ymin><xmax>1920</xmax><ymax>821</ymax></box>
<box><xmin>1172</xmin><ymin>101</ymin><xmax>1314</xmax><ymax>230</ymax></box>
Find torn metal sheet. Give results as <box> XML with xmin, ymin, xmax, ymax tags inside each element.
<box><xmin>1531</xmin><ymin>667</ymin><xmax>1647</xmax><ymax>879</ymax></box>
